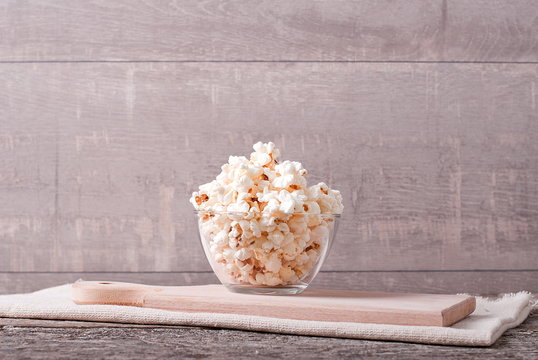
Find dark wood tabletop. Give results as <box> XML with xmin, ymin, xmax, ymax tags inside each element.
<box><xmin>1</xmin><ymin>309</ymin><xmax>536</xmax><ymax>360</ymax></box>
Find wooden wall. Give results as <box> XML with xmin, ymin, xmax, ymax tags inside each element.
<box><xmin>1</xmin><ymin>0</ymin><xmax>537</xmax><ymax>294</ymax></box>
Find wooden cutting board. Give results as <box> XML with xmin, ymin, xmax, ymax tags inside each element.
<box><xmin>72</xmin><ymin>281</ymin><xmax>476</xmax><ymax>327</ymax></box>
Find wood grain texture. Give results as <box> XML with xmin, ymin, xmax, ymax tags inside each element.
<box><xmin>0</xmin><ymin>0</ymin><xmax>537</xmax><ymax>62</ymax></box>
<box><xmin>1</xmin><ymin>271</ymin><xmax>536</xmax><ymax>295</ymax></box>
<box><xmin>71</xmin><ymin>281</ymin><xmax>476</xmax><ymax>326</ymax></box>
<box><xmin>1</xmin><ymin>62</ymin><xmax>537</xmax><ymax>273</ymax></box>
<box><xmin>0</xmin><ymin>312</ymin><xmax>536</xmax><ymax>359</ymax></box>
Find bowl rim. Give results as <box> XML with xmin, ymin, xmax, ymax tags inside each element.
<box><xmin>193</xmin><ymin>209</ymin><xmax>341</xmax><ymax>217</ymax></box>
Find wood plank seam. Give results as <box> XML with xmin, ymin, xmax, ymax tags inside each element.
<box><xmin>1</xmin><ymin>60</ymin><xmax>538</xmax><ymax>64</ymax></box>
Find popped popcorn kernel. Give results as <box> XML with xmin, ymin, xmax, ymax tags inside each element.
<box><xmin>192</xmin><ymin>142</ymin><xmax>343</xmax><ymax>287</ymax></box>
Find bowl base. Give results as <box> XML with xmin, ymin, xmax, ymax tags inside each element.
<box><xmin>224</xmin><ymin>284</ymin><xmax>307</xmax><ymax>295</ymax></box>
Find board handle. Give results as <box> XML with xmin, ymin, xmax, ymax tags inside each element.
<box><xmin>72</xmin><ymin>281</ymin><xmax>163</xmax><ymax>306</ymax></box>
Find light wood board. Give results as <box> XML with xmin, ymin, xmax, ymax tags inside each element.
<box><xmin>72</xmin><ymin>281</ymin><xmax>476</xmax><ymax>327</ymax></box>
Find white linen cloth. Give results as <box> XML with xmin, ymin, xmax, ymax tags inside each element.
<box><xmin>0</xmin><ymin>284</ymin><xmax>533</xmax><ymax>346</ymax></box>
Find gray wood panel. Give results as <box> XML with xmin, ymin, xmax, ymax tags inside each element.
<box><xmin>1</xmin><ymin>271</ymin><xmax>536</xmax><ymax>295</ymax></box>
<box><xmin>0</xmin><ymin>0</ymin><xmax>537</xmax><ymax>62</ymax></box>
<box><xmin>1</xmin><ymin>62</ymin><xmax>537</xmax><ymax>272</ymax></box>
<box><xmin>0</xmin><ymin>315</ymin><xmax>536</xmax><ymax>359</ymax></box>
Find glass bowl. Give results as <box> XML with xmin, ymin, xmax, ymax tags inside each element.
<box><xmin>195</xmin><ymin>210</ymin><xmax>340</xmax><ymax>295</ymax></box>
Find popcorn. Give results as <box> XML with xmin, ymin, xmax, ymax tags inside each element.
<box><xmin>192</xmin><ymin>142</ymin><xmax>343</xmax><ymax>287</ymax></box>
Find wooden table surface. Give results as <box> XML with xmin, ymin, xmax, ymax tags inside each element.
<box><xmin>1</xmin><ymin>310</ymin><xmax>536</xmax><ymax>359</ymax></box>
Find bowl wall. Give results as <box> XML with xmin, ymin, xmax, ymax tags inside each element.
<box><xmin>196</xmin><ymin>211</ymin><xmax>339</xmax><ymax>295</ymax></box>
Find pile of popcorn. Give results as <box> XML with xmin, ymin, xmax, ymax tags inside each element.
<box><xmin>191</xmin><ymin>142</ymin><xmax>343</xmax><ymax>287</ymax></box>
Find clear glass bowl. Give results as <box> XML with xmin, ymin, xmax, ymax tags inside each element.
<box><xmin>195</xmin><ymin>210</ymin><xmax>340</xmax><ymax>295</ymax></box>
